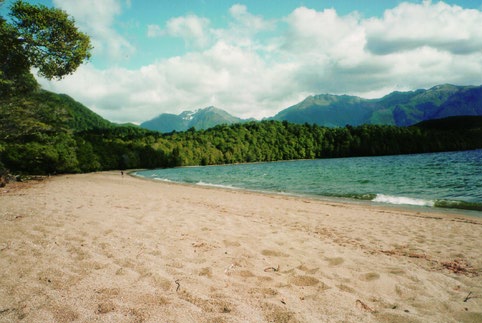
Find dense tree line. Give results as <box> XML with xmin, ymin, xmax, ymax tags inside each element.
<box><xmin>158</xmin><ymin>118</ymin><xmax>482</xmax><ymax>167</ymax></box>
<box><xmin>2</xmin><ymin>113</ymin><xmax>482</xmax><ymax>175</ymax></box>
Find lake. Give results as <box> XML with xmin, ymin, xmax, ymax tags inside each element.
<box><xmin>134</xmin><ymin>149</ymin><xmax>482</xmax><ymax>214</ymax></box>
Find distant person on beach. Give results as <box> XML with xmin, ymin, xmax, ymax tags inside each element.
<box><xmin>121</xmin><ymin>171</ymin><xmax>124</xmax><ymax>177</ymax></box>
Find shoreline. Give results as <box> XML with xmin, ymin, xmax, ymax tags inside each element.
<box><xmin>131</xmin><ymin>170</ymin><xmax>482</xmax><ymax>220</ymax></box>
<box><xmin>1</xmin><ymin>171</ymin><xmax>481</xmax><ymax>322</ymax></box>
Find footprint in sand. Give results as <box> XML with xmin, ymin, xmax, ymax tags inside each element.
<box><xmin>337</xmin><ymin>284</ymin><xmax>355</xmax><ymax>293</ymax></box>
<box><xmin>297</xmin><ymin>264</ymin><xmax>319</xmax><ymax>274</ymax></box>
<box><xmin>237</xmin><ymin>270</ymin><xmax>255</xmax><ymax>278</ymax></box>
<box><xmin>199</xmin><ymin>267</ymin><xmax>213</xmax><ymax>278</ymax></box>
<box><xmin>262</xmin><ymin>302</ymin><xmax>298</xmax><ymax>323</ymax></box>
<box><xmin>223</xmin><ymin>240</ymin><xmax>241</xmax><ymax>247</ymax></box>
<box><xmin>261</xmin><ymin>249</ymin><xmax>288</xmax><ymax>257</ymax></box>
<box><xmin>51</xmin><ymin>304</ymin><xmax>79</xmax><ymax>322</ymax></box>
<box><xmin>360</xmin><ymin>272</ymin><xmax>380</xmax><ymax>281</ymax></box>
<box><xmin>96</xmin><ymin>301</ymin><xmax>115</xmax><ymax>314</ymax></box>
<box><xmin>387</xmin><ymin>267</ymin><xmax>406</xmax><ymax>275</ymax></box>
<box><xmin>326</xmin><ymin>257</ymin><xmax>344</xmax><ymax>266</ymax></box>
<box><xmin>249</xmin><ymin>287</ymin><xmax>278</xmax><ymax>297</ymax></box>
<box><xmin>95</xmin><ymin>287</ymin><xmax>120</xmax><ymax>299</ymax></box>
<box><xmin>178</xmin><ymin>290</ymin><xmax>234</xmax><ymax>314</ymax></box>
<box><xmin>289</xmin><ymin>275</ymin><xmax>320</xmax><ymax>287</ymax></box>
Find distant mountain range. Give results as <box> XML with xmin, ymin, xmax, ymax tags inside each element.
<box><xmin>140</xmin><ymin>84</ymin><xmax>482</xmax><ymax>132</ymax></box>
<box><xmin>140</xmin><ymin>106</ymin><xmax>250</xmax><ymax>133</ymax></box>
<box><xmin>272</xmin><ymin>84</ymin><xmax>482</xmax><ymax>127</ymax></box>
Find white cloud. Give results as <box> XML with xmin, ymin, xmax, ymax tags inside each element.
<box><xmin>275</xmin><ymin>2</ymin><xmax>482</xmax><ymax>95</ymax></box>
<box><xmin>52</xmin><ymin>0</ymin><xmax>135</xmax><ymax>62</ymax></box>
<box><xmin>165</xmin><ymin>15</ymin><xmax>211</xmax><ymax>48</ymax></box>
<box><xmin>148</xmin><ymin>4</ymin><xmax>275</xmax><ymax>51</ymax></box>
<box><xmin>212</xmin><ymin>4</ymin><xmax>275</xmax><ymax>51</ymax></box>
<box><xmin>281</xmin><ymin>7</ymin><xmax>367</xmax><ymax>68</ymax></box>
<box><xmin>39</xmin><ymin>39</ymin><xmax>300</xmax><ymax>123</ymax></box>
<box><xmin>147</xmin><ymin>14</ymin><xmax>211</xmax><ymax>48</ymax></box>
<box><xmin>365</xmin><ymin>1</ymin><xmax>482</xmax><ymax>55</ymax></box>
<box><xmin>229</xmin><ymin>4</ymin><xmax>273</xmax><ymax>32</ymax></box>
<box><xmin>41</xmin><ymin>2</ymin><xmax>482</xmax><ymax>124</ymax></box>
<box><xmin>147</xmin><ymin>24</ymin><xmax>163</xmax><ymax>38</ymax></box>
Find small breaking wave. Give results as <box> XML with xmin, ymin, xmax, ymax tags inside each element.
<box><xmin>341</xmin><ymin>193</ymin><xmax>377</xmax><ymax>201</ymax></box>
<box><xmin>370</xmin><ymin>194</ymin><xmax>482</xmax><ymax>212</ymax></box>
<box><xmin>373</xmin><ymin>194</ymin><xmax>435</xmax><ymax>207</ymax></box>
<box><xmin>434</xmin><ymin>200</ymin><xmax>482</xmax><ymax>212</ymax></box>
<box><xmin>196</xmin><ymin>181</ymin><xmax>237</xmax><ymax>190</ymax></box>
<box><xmin>153</xmin><ymin>177</ymin><xmax>172</xmax><ymax>182</ymax></box>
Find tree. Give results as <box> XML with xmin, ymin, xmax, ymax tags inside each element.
<box><xmin>0</xmin><ymin>6</ymin><xmax>36</xmax><ymax>94</ymax></box>
<box><xmin>0</xmin><ymin>0</ymin><xmax>92</xmax><ymax>95</ymax></box>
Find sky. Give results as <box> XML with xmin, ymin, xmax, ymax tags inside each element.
<box><xmin>3</xmin><ymin>0</ymin><xmax>482</xmax><ymax>123</ymax></box>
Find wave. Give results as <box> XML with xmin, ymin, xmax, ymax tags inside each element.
<box><xmin>434</xmin><ymin>199</ymin><xmax>482</xmax><ymax>212</ymax></box>
<box><xmin>338</xmin><ymin>193</ymin><xmax>377</xmax><ymax>201</ymax></box>
<box><xmin>196</xmin><ymin>181</ymin><xmax>237</xmax><ymax>190</ymax></box>
<box><xmin>370</xmin><ymin>194</ymin><xmax>482</xmax><ymax>212</ymax></box>
<box><xmin>153</xmin><ymin>177</ymin><xmax>172</xmax><ymax>182</ymax></box>
<box><xmin>373</xmin><ymin>194</ymin><xmax>435</xmax><ymax>207</ymax></box>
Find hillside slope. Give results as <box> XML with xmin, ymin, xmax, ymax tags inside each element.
<box><xmin>272</xmin><ymin>84</ymin><xmax>482</xmax><ymax>126</ymax></box>
<box><xmin>0</xmin><ymin>90</ymin><xmax>115</xmax><ymax>173</ymax></box>
<box><xmin>0</xmin><ymin>90</ymin><xmax>112</xmax><ymax>139</ymax></box>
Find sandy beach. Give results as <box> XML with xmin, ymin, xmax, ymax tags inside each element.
<box><xmin>0</xmin><ymin>171</ymin><xmax>481</xmax><ymax>323</ymax></box>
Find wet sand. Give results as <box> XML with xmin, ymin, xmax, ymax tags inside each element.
<box><xmin>1</xmin><ymin>171</ymin><xmax>481</xmax><ymax>322</ymax></box>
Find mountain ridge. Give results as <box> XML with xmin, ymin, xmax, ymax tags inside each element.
<box><xmin>140</xmin><ymin>84</ymin><xmax>482</xmax><ymax>132</ymax></box>
<box><xmin>140</xmin><ymin>106</ymin><xmax>250</xmax><ymax>133</ymax></box>
<box><xmin>271</xmin><ymin>84</ymin><xmax>482</xmax><ymax>127</ymax></box>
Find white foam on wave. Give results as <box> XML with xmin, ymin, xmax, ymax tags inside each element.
<box><xmin>373</xmin><ymin>194</ymin><xmax>435</xmax><ymax>207</ymax></box>
<box><xmin>153</xmin><ymin>177</ymin><xmax>172</xmax><ymax>182</ymax></box>
<box><xmin>196</xmin><ymin>181</ymin><xmax>237</xmax><ymax>189</ymax></box>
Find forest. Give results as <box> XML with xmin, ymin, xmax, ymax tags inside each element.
<box><xmin>76</xmin><ymin>117</ymin><xmax>482</xmax><ymax>172</ymax></box>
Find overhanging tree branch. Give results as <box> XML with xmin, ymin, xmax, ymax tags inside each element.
<box><xmin>1</xmin><ymin>0</ymin><xmax>92</xmax><ymax>87</ymax></box>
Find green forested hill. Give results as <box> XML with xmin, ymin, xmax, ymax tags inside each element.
<box><xmin>0</xmin><ymin>90</ymin><xmax>115</xmax><ymax>173</ymax></box>
<box><xmin>1</xmin><ymin>89</ymin><xmax>482</xmax><ymax>176</ymax></box>
<box><xmin>0</xmin><ymin>90</ymin><xmax>112</xmax><ymax>135</ymax></box>
<box><xmin>272</xmin><ymin>84</ymin><xmax>482</xmax><ymax>126</ymax></box>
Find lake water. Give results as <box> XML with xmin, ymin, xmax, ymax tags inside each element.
<box><xmin>134</xmin><ymin>149</ymin><xmax>482</xmax><ymax>214</ymax></box>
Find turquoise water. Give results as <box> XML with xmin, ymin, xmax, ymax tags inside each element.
<box><xmin>134</xmin><ymin>149</ymin><xmax>482</xmax><ymax>213</ymax></box>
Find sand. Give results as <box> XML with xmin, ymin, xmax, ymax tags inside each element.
<box><xmin>0</xmin><ymin>171</ymin><xmax>481</xmax><ymax>323</ymax></box>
